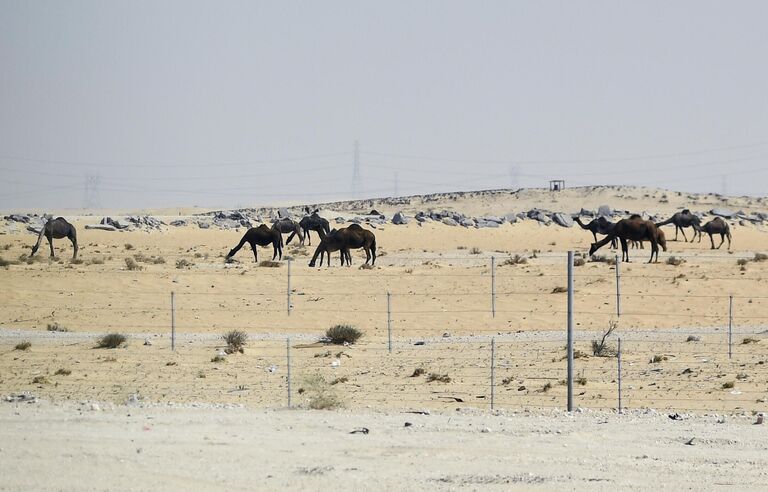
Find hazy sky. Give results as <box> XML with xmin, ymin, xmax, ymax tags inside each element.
<box><xmin>1</xmin><ymin>1</ymin><xmax>767</xmax><ymax>210</ymax></box>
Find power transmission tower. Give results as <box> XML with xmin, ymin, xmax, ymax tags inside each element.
<box><xmin>83</xmin><ymin>174</ymin><xmax>102</xmax><ymax>209</ymax></box>
<box><xmin>352</xmin><ymin>140</ymin><xmax>361</xmax><ymax>198</ymax></box>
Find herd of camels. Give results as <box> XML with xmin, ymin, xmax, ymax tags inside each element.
<box><xmin>29</xmin><ymin>208</ymin><xmax>731</xmax><ymax>266</ymax></box>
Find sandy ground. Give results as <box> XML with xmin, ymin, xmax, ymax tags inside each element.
<box><xmin>1</xmin><ymin>402</ymin><xmax>767</xmax><ymax>491</ymax></box>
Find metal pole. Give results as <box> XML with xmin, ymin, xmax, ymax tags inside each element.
<box><xmin>728</xmin><ymin>295</ymin><xmax>733</xmax><ymax>359</ymax></box>
<box><xmin>617</xmin><ymin>337</ymin><xmax>622</xmax><ymax>414</ymax></box>
<box><xmin>171</xmin><ymin>291</ymin><xmax>176</xmax><ymax>351</ymax></box>
<box><xmin>490</xmin><ymin>337</ymin><xmax>496</xmax><ymax>410</ymax></box>
<box><xmin>387</xmin><ymin>292</ymin><xmax>392</xmax><ymax>353</ymax></box>
<box><xmin>287</xmin><ymin>259</ymin><xmax>292</xmax><ymax>316</ymax></box>
<box><xmin>286</xmin><ymin>337</ymin><xmax>292</xmax><ymax>408</ymax></box>
<box><xmin>491</xmin><ymin>256</ymin><xmax>496</xmax><ymax>318</ymax></box>
<box><xmin>567</xmin><ymin>251</ymin><xmax>574</xmax><ymax>412</ymax></box>
<box><xmin>615</xmin><ymin>255</ymin><xmax>621</xmax><ymax>318</ymax></box>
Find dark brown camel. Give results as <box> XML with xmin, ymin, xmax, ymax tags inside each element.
<box><xmin>655</xmin><ymin>209</ymin><xmax>701</xmax><ymax>242</ymax></box>
<box><xmin>226</xmin><ymin>224</ymin><xmax>283</xmax><ymax>262</ymax></box>
<box><xmin>589</xmin><ymin>215</ymin><xmax>666</xmax><ymax>263</ymax></box>
<box><xmin>308</xmin><ymin>224</ymin><xmax>377</xmax><ymax>267</ymax></box>
<box><xmin>629</xmin><ymin>228</ymin><xmax>666</xmax><ymax>250</ymax></box>
<box><xmin>31</xmin><ymin>217</ymin><xmax>78</xmax><ymax>260</ymax></box>
<box><xmin>574</xmin><ymin>216</ymin><xmax>618</xmax><ymax>248</ymax></box>
<box><xmin>307</xmin><ymin>229</ymin><xmax>346</xmax><ymax>267</ymax></box>
<box><xmin>272</xmin><ymin>218</ymin><xmax>304</xmax><ymax>245</ymax></box>
<box><xmin>295</xmin><ymin>211</ymin><xmax>330</xmax><ymax>246</ymax></box>
<box><xmin>699</xmin><ymin>217</ymin><xmax>731</xmax><ymax>249</ymax></box>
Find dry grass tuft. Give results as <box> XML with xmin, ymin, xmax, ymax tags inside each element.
<box><xmin>426</xmin><ymin>373</ymin><xmax>451</xmax><ymax>383</ymax></box>
<box><xmin>96</xmin><ymin>333</ymin><xmax>127</xmax><ymax>349</ymax></box>
<box><xmin>54</xmin><ymin>368</ymin><xmax>71</xmax><ymax>376</ymax></box>
<box><xmin>222</xmin><ymin>330</ymin><xmax>247</xmax><ymax>352</ymax></box>
<box><xmin>325</xmin><ymin>324</ymin><xmax>363</xmax><ymax>345</ymax></box>
<box><xmin>124</xmin><ymin>257</ymin><xmax>142</xmax><ymax>271</ymax></box>
<box><xmin>302</xmin><ymin>375</ymin><xmax>343</xmax><ymax>410</ymax></box>
<box><xmin>14</xmin><ymin>341</ymin><xmax>31</xmax><ymax>351</ymax></box>
<box><xmin>258</xmin><ymin>260</ymin><xmax>281</xmax><ymax>268</ymax></box>
<box><xmin>47</xmin><ymin>322</ymin><xmax>69</xmax><ymax>332</ymax></box>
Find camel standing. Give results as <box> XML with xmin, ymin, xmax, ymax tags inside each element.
<box><xmin>308</xmin><ymin>224</ymin><xmax>377</xmax><ymax>267</ymax></box>
<box><xmin>655</xmin><ymin>210</ymin><xmax>701</xmax><ymax>242</ymax></box>
<box><xmin>272</xmin><ymin>218</ymin><xmax>304</xmax><ymax>245</ymax></box>
<box><xmin>226</xmin><ymin>225</ymin><xmax>283</xmax><ymax>262</ymax></box>
<box><xmin>31</xmin><ymin>217</ymin><xmax>78</xmax><ymax>260</ymax></box>
<box><xmin>589</xmin><ymin>215</ymin><xmax>666</xmax><ymax>263</ymax></box>
<box><xmin>307</xmin><ymin>230</ymin><xmax>346</xmax><ymax>267</ymax></box>
<box><xmin>297</xmin><ymin>212</ymin><xmax>330</xmax><ymax>245</ymax></box>
<box><xmin>699</xmin><ymin>217</ymin><xmax>731</xmax><ymax>249</ymax></box>
<box><xmin>574</xmin><ymin>216</ymin><xmax>618</xmax><ymax>248</ymax></box>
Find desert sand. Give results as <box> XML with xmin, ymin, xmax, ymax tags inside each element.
<box><xmin>1</xmin><ymin>186</ymin><xmax>767</xmax><ymax>489</ymax></box>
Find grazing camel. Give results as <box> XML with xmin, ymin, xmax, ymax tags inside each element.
<box><xmin>308</xmin><ymin>224</ymin><xmax>377</xmax><ymax>267</ymax></box>
<box><xmin>574</xmin><ymin>216</ymin><xmax>618</xmax><ymax>248</ymax></box>
<box><xmin>272</xmin><ymin>218</ymin><xmax>304</xmax><ymax>245</ymax></box>
<box><xmin>296</xmin><ymin>211</ymin><xmax>330</xmax><ymax>245</ymax></box>
<box><xmin>226</xmin><ymin>224</ymin><xmax>283</xmax><ymax>262</ymax></box>
<box><xmin>589</xmin><ymin>215</ymin><xmax>666</xmax><ymax>263</ymax></box>
<box><xmin>31</xmin><ymin>217</ymin><xmax>78</xmax><ymax>260</ymax></box>
<box><xmin>307</xmin><ymin>230</ymin><xmax>346</xmax><ymax>267</ymax></box>
<box><xmin>655</xmin><ymin>209</ymin><xmax>701</xmax><ymax>242</ymax></box>
<box><xmin>699</xmin><ymin>217</ymin><xmax>731</xmax><ymax>249</ymax></box>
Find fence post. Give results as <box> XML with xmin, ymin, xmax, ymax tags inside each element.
<box><xmin>617</xmin><ymin>337</ymin><xmax>622</xmax><ymax>414</ymax></box>
<box><xmin>287</xmin><ymin>259</ymin><xmax>292</xmax><ymax>316</ymax></box>
<box><xmin>728</xmin><ymin>295</ymin><xmax>733</xmax><ymax>359</ymax></box>
<box><xmin>490</xmin><ymin>337</ymin><xmax>496</xmax><ymax>410</ymax></box>
<box><xmin>615</xmin><ymin>255</ymin><xmax>621</xmax><ymax>318</ymax></box>
<box><xmin>286</xmin><ymin>337</ymin><xmax>292</xmax><ymax>408</ymax></box>
<box><xmin>387</xmin><ymin>291</ymin><xmax>392</xmax><ymax>353</ymax></box>
<box><xmin>567</xmin><ymin>251</ymin><xmax>574</xmax><ymax>412</ymax></box>
<box><xmin>171</xmin><ymin>291</ymin><xmax>176</xmax><ymax>351</ymax></box>
<box><xmin>491</xmin><ymin>256</ymin><xmax>496</xmax><ymax>318</ymax></box>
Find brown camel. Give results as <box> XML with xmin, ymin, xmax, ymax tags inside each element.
<box><xmin>589</xmin><ymin>215</ymin><xmax>666</xmax><ymax>263</ymax></box>
<box><xmin>272</xmin><ymin>218</ymin><xmax>305</xmax><ymax>245</ymax></box>
<box><xmin>629</xmin><ymin>229</ymin><xmax>666</xmax><ymax>251</ymax></box>
<box><xmin>307</xmin><ymin>229</ymin><xmax>346</xmax><ymax>267</ymax></box>
<box><xmin>308</xmin><ymin>224</ymin><xmax>377</xmax><ymax>267</ymax></box>
<box><xmin>31</xmin><ymin>217</ymin><xmax>78</xmax><ymax>260</ymax></box>
<box><xmin>574</xmin><ymin>216</ymin><xmax>618</xmax><ymax>248</ymax></box>
<box><xmin>699</xmin><ymin>217</ymin><xmax>731</xmax><ymax>249</ymax></box>
<box><xmin>226</xmin><ymin>224</ymin><xmax>283</xmax><ymax>262</ymax></box>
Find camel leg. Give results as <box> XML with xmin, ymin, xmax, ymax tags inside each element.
<box><xmin>69</xmin><ymin>236</ymin><xmax>78</xmax><ymax>260</ymax></box>
<box><xmin>679</xmin><ymin>227</ymin><xmax>688</xmax><ymax>242</ymax></box>
<box><xmin>717</xmin><ymin>234</ymin><xmax>725</xmax><ymax>249</ymax></box>
<box><xmin>649</xmin><ymin>241</ymin><xmax>658</xmax><ymax>263</ymax></box>
<box><xmin>709</xmin><ymin>233</ymin><xmax>716</xmax><ymax>249</ymax></box>
<box><xmin>620</xmin><ymin>238</ymin><xmax>629</xmax><ymax>262</ymax></box>
<box><xmin>251</xmin><ymin>243</ymin><xmax>258</xmax><ymax>263</ymax></box>
<box><xmin>48</xmin><ymin>236</ymin><xmax>55</xmax><ymax>258</ymax></box>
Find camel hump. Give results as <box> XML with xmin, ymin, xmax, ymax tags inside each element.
<box><xmin>629</xmin><ymin>214</ymin><xmax>642</xmax><ymax>220</ymax></box>
<box><xmin>348</xmin><ymin>223</ymin><xmax>363</xmax><ymax>230</ymax></box>
<box><xmin>682</xmin><ymin>209</ymin><xmax>690</xmax><ymax>214</ymax></box>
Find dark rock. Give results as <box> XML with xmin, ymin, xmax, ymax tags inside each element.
<box><xmin>392</xmin><ymin>212</ymin><xmax>409</xmax><ymax>225</ymax></box>
<box><xmin>442</xmin><ymin>217</ymin><xmax>458</xmax><ymax>226</ymax></box>
<box><xmin>710</xmin><ymin>208</ymin><xmax>735</xmax><ymax>218</ymax></box>
<box><xmin>551</xmin><ymin>213</ymin><xmax>574</xmax><ymax>228</ymax></box>
<box><xmin>598</xmin><ymin>205</ymin><xmax>612</xmax><ymax>217</ymax></box>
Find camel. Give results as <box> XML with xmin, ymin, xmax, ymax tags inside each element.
<box><xmin>272</xmin><ymin>218</ymin><xmax>304</xmax><ymax>245</ymax></box>
<box><xmin>31</xmin><ymin>217</ymin><xmax>78</xmax><ymax>260</ymax></box>
<box><xmin>574</xmin><ymin>216</ymin><xmax>618</xmax><ymax>248</ymax></box>
<box><xmin>699</xmin><ymin>217</ymin><xmax>731</xmax><ymax>249</ymax></box>
<box><xmin>296</xmin><ymin>211</ymin><xmax>330</xmax><ymax>245</ymax></box>
<box><xmin>655</xmin><ymin>209</ymin><xmax>701</xmax><ymax>242</ymax></box>
<box><xmin>308</xmin><ymin>224</ymin><xmax>377</xmax><ymax>267</ymax></box>
<box><xmin>629</xmin><ymin>228</ymin><xmax>666</xmax><ymax>251</ymax></box>
<box><xmin>589</xmin><ymin>215</ymin><xmax>666</xmax><ymax>263</ymax></box>
<box><xmin>226</xmin><ymin>224</ymin><xmax>283</xmax><ymax>262</ymax></box>
<box><xmin>307</xmin><ymin>229</ymin><xmax>346</xmax><ymax>267</ymax></box>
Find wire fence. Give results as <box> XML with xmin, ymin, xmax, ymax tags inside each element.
<box><xmin>1</xmin><ymin>250</ymin><xmax>767</xmax><ymax>413</ymax></box>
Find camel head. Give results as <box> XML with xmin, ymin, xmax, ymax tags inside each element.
<box><xmin>657</xmin><ymin>230</ymin><xmax>667</xmax><ymax>251</ymax></box>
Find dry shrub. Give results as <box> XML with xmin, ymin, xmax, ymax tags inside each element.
<box><xmin>501</xmin><ymin>254</ymin><xmax>527</xmax><ymax>266</ymax></box>
<box><xmin>666</xmin><ymin>256</ymin><xmax>685</xmax><ymax>266</ymax></box>
<box><xmin>124</xmin><ymin>257</ymin><xmax>142</xmax><ymax>271</ymax></box>
<box><xmin>686</xmin><ymin>335</ymin><xmax>701</xmax><ymax>342</ymax></box>
<box><xmin>592</xmin><ymin>320</ymin><xmax>618</xmax><ymax>357</ymax></box>
<box><xmin>0</xmin><ymin>256</ymin><xmax>18</xmax><ymax>267</ymax></box>
<box><xmin>573</xmin><ymin>257</ymin><xmax>586</xmax><ymax>266</ymax></box>
<box><xmin>222</xmin><ymin>330</ymin><xmax>247</xmax><ymax>352</ymax></box>
<box><xmin>97</xmin><ymin>333</ymin><xmax>126</xmax><ymax>349</ymax></box>
<box><xmin>32</xmin><ymin>376</ymin><xmax>49</xmax><ymax>385</ymax></box>
<box><xmin>576</xmin><ymin>376</ymin><xmax>587</xmax><ymax>386</ymax></box>
<box><xmin>302</xmin><ymin>375</ymin><xmax>343</xmax><ymax>410</ymax></box>
<box><xmin>737</xmin><ymin>258</ymin><xmax>748</xmax><ymax>266</ymax></box>
<box><xmin>410</xmin><ymin>368</ymin><xmax>426</xmax><ymax>377</ymax></box>
<box><xmin>211</xmin><ymin>355</ymin><xmax>226</xmax><ymax>363</ymax></box>
<box><xmin>330</xmin><ymin>376</ymin><xmax>348</xmax><ymax>385</ymax></box>
<box><xmin>649</xmin><ymin>355</ymin><xmax>667</xmax><ymax>363</ymax></box>
<box><xmin>124</xmin><ymin>243</ymin><xmax>134</xmax><ymax>250</ymax></box>
<box><xmin>358</xmin><ymin>263</ymin><xmax>374</xmax><ymax>270</ymax></box>
<box><xmin>54</xmin><ymin>368</ymin><xmax>71</xmax><ymax>376</ymax></box>
<box><xmin>325</xmin><ymin>324</ymin><xmax>363</xmax><ymax>345</ymax></box>
<box><xmin>551</xmin><ymin>286</ymin><xmax>568</xmax><ymax>294</ymax></box>
<box><xmin>722</xmin><ymin>381</ymin><xmax>735</xmax><ymax>389</ymax></box>
<box><xmin>14</xmin><ymin>341</ymin><xmax>31</xmax><ymax>351</ymax></box>
<box><xmin>426</xmin><ymin>373</ymin><xmax>451</xmax><ymax>383</ymax></box>
<box><xmin>47</xmin><ymin>322</ymin><xmax>69</xmax><ymax>332</ymax></box>
<box><xmin>754</xmin><ymin>253</ymin><xmax>768</xmax><ymax>262</ymax></box>
<box><xmin>176</xmin><ymin>259</ymin><xmax>193</xmax><ymax>269</ymax></box>
<box><xmin>742</xmin><ymin>337</ymin><xmax>759</xmax><ymax>345</ymax></box>
<box><xmin>469</xmin><ymin>247</ymin><xmax>482</xmax><ymax>255</ymax></box>
<box><xmin>258</xmin><ymin>260</ymin><xmax>281</xmax><ymax>268</ymax></box>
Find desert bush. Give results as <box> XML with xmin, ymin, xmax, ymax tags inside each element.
<box><xmin>0</xmin><ymin>256</ymin><xmax>17</xmax><ymax>267</ymax></box>
<box><xmin>14</xmin><ymin>341</ymin><xmax>31</xmax><ymax>351</ymax></box>
<box><xmin>742</xmin><ymin>337</ymin><xmax>759</xmax><ymax>345</ymax></box>
<box><xmin>686</xmin><ymin>335</ymin><xmax>701</xmax><ymax>342</ymax></box>
<box><xmin>457</xmin><ymin>245</ymin><xmax>467</xmax><ymax>250</ymax></box>
<box><xmin>222</xmin><ymin>330</ymin><xmax>247</xmax><ymax>352</ymax></box>
<box><xmin>469</xmin><ymin>247</ymin><xmax>482</xmax><ymax>255</ymax></box>
<box><xmin>573</xmin><ymin>257</ymin><xmax>586</xmax><ymax>266</ymax></box>
<box><xmin>54</xmin><ymin>368</ymin><xmax>71</xmax><ymax>376</ymax></box>
<box><xmin>754</xmin><ymin>253</ymin><xmax>768</xmax><ymax>262</ymax></box>
<box><xmin>258</xmin><ymin>260</ymin><xmax>281</xmax><ymax>268</ymax></box>
<box><xmin>32</xmin><ymin>376</ymin><xmax>49</xmax><ymax>385</ymax></box>
<box><xmin>722</xmin><ymin>381</ymin><xmax>735</xmax><ymax>389</ymax></box>
<box><xmin>302</xmin><ymin>375</ymin><xmax>343</xmax><ymax>410</ymax></box>
<box><xmin>124</xmin><ymin>243</ymin><xmax>134</xmax><ymax>250</ymax></box>
<box><xmin>151</xmin><ymin>256</ymin><xmax>166</xmax><ymax>264</ymax></box>
<box><xmin>124</xmin><ymin>257</ymin><xmax>142</xmax><ymax>271</ymax></box>
<box><xmin>97</xmin><ymin>333</ymin><xmax>127</xmax><ymax>349</ymax></box>
<box><xmin>592</xmin><ymin>320</ymin><xmax>618</xmax><ymax>357</ymax></box>
<box><xmin>540</xmin><ymin>382</ymin><xmax>552</xmax><ymax>392</ymax></box>
<box><xmin>325</xmin><ymin>324</ymin><xmax>363</xmax><ymax>345</ymax></box>
<box><xmin>47</xmin><ymin>322</ymin><xmax>69</xmax><ymax>332</ymax></box>
<box><xmin>576</xmin><ymin>376</ymin><xmax>587</xmax><ymax>386</ymax></box>
<box><xmin>501</xmin><ymin>376</ymin><xmax>514</xmax><ymax>386</ymax></box>
<box><xmin>426</xmin><ymin>373</ymin><xmax>451</xmax><ymax>383</ymax></box>
<box><xmin>175</xmin><ymin>259</ymin><xmax>193</xmax><ymax>269</ymax></box>
<box><xmin>211</xmin><ymin>355</ymin><xmax>226</xmax><ymax>363</ymax></box>
<box><xmin>70</xmin><ymin>258</ymin><xmax>84</xmax><ymax>265</ymax></box>
<box><xmin>1</xmin><ymin>244</ymin><xmax>10</xmax><ymax>250</ymax></box>
<box><xmin>410</xmin><ymin>368</ymin><xmax>426</xmax><ymax>377</ymax></box>
<box><xmin>737</xmin><ymin>258</ymin><xmax>748</xmax><ymax>266</ymax></box>
<box><xmin>666</xmin><ymin>256</ymin><xmax>684</xmax><ymax>266</ymax></box>
<box><xmin>330</xmin><ymin>376</ymin><xmax>349</xmax><ymax>385</ymax></box>
<box><xmin>551</xmin><ymin>286</ymin><xmax>568</xmax><ymax>294</ymax></box>
<box><xmin>649</xmin><ymin>355</ymin><xmax>667</xmax><ymax>364</ymax></box>
<box><xmin>501</xmin><ymin>254</ymin><xmax>527</xmax><ymax>266</ymax></box>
